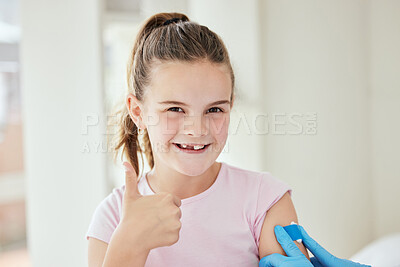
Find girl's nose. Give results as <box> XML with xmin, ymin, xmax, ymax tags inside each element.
<box><xmin>182</xmin><ymin>115</ymin><xmax>209</xmax><ymax>136</ymax></box>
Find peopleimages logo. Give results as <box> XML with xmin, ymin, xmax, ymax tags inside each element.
<box><xmin>80</xmin><ymin>111</ymin><xmax>317</xmax><ymax>153</ymax></box>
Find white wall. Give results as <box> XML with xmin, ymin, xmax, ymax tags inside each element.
<box><xmin>20</xmin><ymin>0</ymin><xmax>106</xmax><ymax>266</ymax></box>
<box><xmin>369</xmin><ymin>0</ymin><xmax>400</xmax><ymax>239</ymax></box>
<box><xmin>260</xmin><ymin>0</ymin><xmax>372</xmax><ymax>258</ymax></box>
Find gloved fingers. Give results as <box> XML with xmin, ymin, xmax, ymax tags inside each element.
<box><xmin>259</xmin><ymin>253</ymin><xmax>287</xmax><ymax>267</ymax></box>
<box><xmin>297</xmin><ymin>225</ymin><xmax>319</xmax><ymax>249</ymax></box>
<box><xmin>275</xmin><ymin>225</ymin><xmax>304</xmax><ymax>258</ymax></box>
<box><xmin>298</xmin><ymin>225</ymin><xmax>337</xmax><ymax>265</ymax></box>
<box><xmin>310</xmin><ymin>257</ymin><xmax>324</xmax><ymax>267</ymax></box>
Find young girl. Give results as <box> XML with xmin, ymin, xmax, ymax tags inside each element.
<box><xmin>86</xmin><ymin>12</ymin><xmax>309</xmax><ymax>266</ymax></box>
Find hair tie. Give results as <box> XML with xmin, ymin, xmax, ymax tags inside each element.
<box><xmin>163</xmin><ymin>17</ymin><xmax>181</xmax><ymax>26</ymax></box>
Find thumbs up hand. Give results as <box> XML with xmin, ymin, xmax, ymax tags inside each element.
<box><xmin>118</xmin><ymin>161</ymin><xmax>183</xmax><ymax>252</ymax></box>
<box><xmin>122</xmin><ymin>161</ymin><xmax>143</xmax><ymax>201</ymax></box>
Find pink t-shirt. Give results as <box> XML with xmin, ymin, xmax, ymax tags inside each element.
<box><xmin>86</xmin><ymin>161</ymin><xmax>292</xmax><ymax>266</ymax></box>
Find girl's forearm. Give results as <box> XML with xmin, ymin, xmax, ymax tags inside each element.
<box><xmin>102</xmin><ymin>245</ymin><xmax>149</xmax><ymax>267</ymax></box>
<box><xmin>102</xmin><ymin>226</ymin><xmax>150</xmax><ymax>267</ymax></box>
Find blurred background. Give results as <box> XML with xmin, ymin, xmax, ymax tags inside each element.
<box><xmin>0</xmin><ymin>0</ymin><xmax>399</xmax><ymax>266</ymax></box>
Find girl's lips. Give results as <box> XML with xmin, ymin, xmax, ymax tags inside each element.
<box><xmin>173</xmin><ymin>143</ymin><xmax>210</xmax><ymax>154</ymax></box>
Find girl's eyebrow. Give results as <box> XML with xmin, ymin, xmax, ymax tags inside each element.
<box><xmin>158</xmin><ymin>100</ymin><xmax>231</xmax><ymax>106</ymax></box>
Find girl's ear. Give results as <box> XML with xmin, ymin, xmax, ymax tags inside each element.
<box><xmin>126</xmin><ymin>93</ymin><xmax>146</xmax><ymax>130</ymax></box>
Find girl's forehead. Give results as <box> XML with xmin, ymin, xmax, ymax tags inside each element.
<box><xmin>146</xmin><ymin>60</ymin><xmax>232</xmax><ymax>102</ymax></box>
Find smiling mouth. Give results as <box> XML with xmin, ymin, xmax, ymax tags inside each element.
<box><xmin>173</xmin><ymin>143</ymin><xmax>210</xmax><ymax>151</ymax></box>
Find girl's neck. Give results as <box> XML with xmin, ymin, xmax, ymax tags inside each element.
<box><xmin>146</xmin><ymin>161</ymin><xmax>222</xmax><ymax>200</ymax></box>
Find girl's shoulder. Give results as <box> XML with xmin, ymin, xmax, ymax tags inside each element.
<box><xmin>221</xmin><ymin>161</ymin><xmax>278</xmax><ymax>183</ymax></box>
<box><xmin>221</xmin><ymin>161</ymin><xmax>291</xmax><ymax>196</ymax></box>
<box><xmin>222</xmin><ymin>161</ymin><xmax>265</xmax><ymax>176</ymax></box>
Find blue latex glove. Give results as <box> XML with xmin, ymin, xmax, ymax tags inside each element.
<box><xmin>259</xmin><ymin>225</ymin><xmax>371</xmax><ymax>267</ymax></box>
<box><xmin>259</xmin><ymin>225</ymin><xmax>312</xmax><ymax>267</ymax></box>
<box><xmin>297</xmin><ymin>225</ymin><xmax>371</xmax><ymax>267</ymax></box>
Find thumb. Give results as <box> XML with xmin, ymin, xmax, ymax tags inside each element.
<box><xmin>123</xmin><ymin>161</ymin><xmax>142</xmax><ymax>200</ymax></box>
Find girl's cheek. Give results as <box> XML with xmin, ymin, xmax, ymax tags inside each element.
<box><xmin>210</xmin><ymin>114</ymin><xmax>230</xmax><ymax>137</ymax></box>
<box><xmin>158</xmin><ymin>113</ymin><xmax>181</xmax><ymax>137</ymax></box>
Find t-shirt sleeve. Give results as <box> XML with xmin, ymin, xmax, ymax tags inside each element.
<box><xmin>85</xmin><ymin>186</ymin><xmax>123</xmax><ymax>244</ymax></box>
<box><xmin>253</xmin><ymin>172</ymin><xmax>292</xmax><ymax>248</ymax></box>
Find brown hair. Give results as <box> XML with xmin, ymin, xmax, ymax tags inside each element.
<box><xmin>109</xmin><ymin>12</ymin><xmax>235</xmax><ymax>178</ymax></box>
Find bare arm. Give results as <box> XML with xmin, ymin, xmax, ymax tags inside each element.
<box><xmin>88</xmin><ymin>229</ymin><xmax>150</xmax><ymax>267</ymax></box>
<box><xmin>88</xmin><ymin>237</ymin><xmax>108</xmax><ymax>267</ymax></box>
<box><xmin>101</xmin><ymin>223</ymin><xmax>150</xmax><ymax>267</ymax></box>
<box><xmin>258</xmin><ymin>192</ymin><xmax>310</xmax><ymax>260</ymax></box>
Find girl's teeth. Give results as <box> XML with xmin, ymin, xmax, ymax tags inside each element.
<box><xmin>177</xmin><ymin>143</ymin><xmax>206</xmax><ymax>150</ymax></box>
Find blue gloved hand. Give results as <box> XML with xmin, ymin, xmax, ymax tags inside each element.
<box><xmin>259</xmin><ymin>225</ymin><xmax>313</xmax><ymax>267</ymax></box>
<box><xmin>259</xmin><ymin>225</ymin><xmax>372</xmax><ymax>267</ymax></box>
<box><xmin>297</xmin><ymin>225</ymin><xmax>371</xmax><ymax>267</ymax></box>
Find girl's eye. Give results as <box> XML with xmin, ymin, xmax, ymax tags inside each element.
<box><xmin>167</xmin><ymin>107</ymin><xmax>184</xmax><ymax>112</ymax></box>
<box><xmin>167</xmin><ymin>107</ymin><xmax>223</xmax><ymax>113</ymax></box>
<box><xmin>207</xmin><ymin>107</ymin><xmax>223</xmax><ymax>113</ymax></box>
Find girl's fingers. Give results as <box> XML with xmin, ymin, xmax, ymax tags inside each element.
<box><xmin>123</xmin><ymin>161</ymin><xmax>142</xmax><ymax>200</ymax></box>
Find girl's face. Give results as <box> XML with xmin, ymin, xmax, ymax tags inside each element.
<box><xmin>130</xmin><ymin>60</ymin><xmax>233</xmax><ymax>176</ymax></box>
